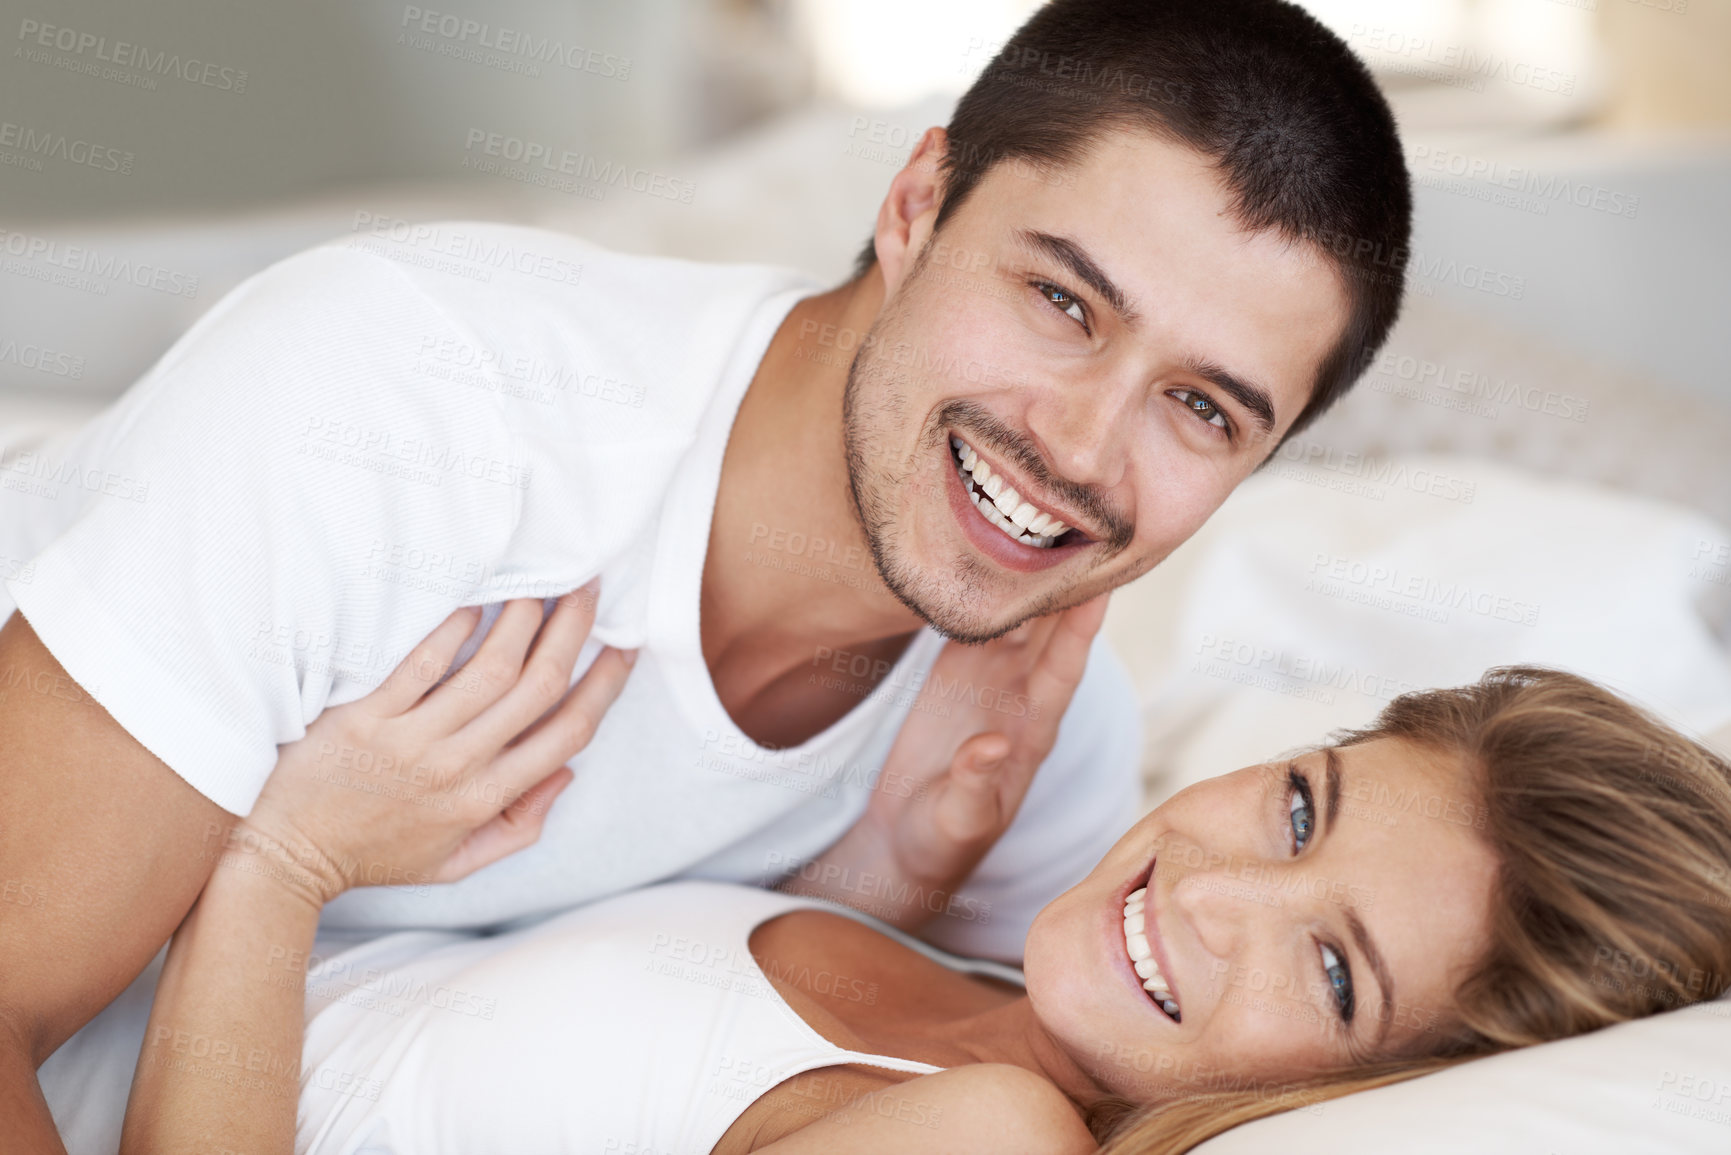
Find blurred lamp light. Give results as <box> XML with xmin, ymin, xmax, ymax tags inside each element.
<box><xmin>794</xmin><ymin>0</ymin><xmax>1042</xmax><ymax>109</ymax></box>
<box><xmin>1293</xmin><ymin>0</ymin><xmax>1603</xmax><ymax>128</ymax></box>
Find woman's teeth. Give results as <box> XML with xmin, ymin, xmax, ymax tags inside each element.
<box><xmin>1124</xmin><ymin>888</ymin><xmax>1181</xmax><ymax>1022</ymax></box>
<box><xmin>950</xmin><ymin>436</ymin><xmax>1068</xmax><ymax>549</ymax></box>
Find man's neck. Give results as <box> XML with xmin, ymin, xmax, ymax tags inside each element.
<box><xmin>700</xmin><ymin>268</ymin><xmax>927</xmax><ymax>742</ymax></box>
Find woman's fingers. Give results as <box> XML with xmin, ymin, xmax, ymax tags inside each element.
<box><xmin>462</xmin><ymin>586</ymin><xmax>602</xmax><ymax>754</ymax></box>
<box><xmin>930</xmin><ymin>733</ymin><xmax>1013</xmax><ymax>846</ymax></box>
<box><xmin>365</xmin><ymin>605</ymin><xmax>484</xmax><ymax>718</ymax></box>
<box><xmin>1022</xmin><ymin>593</ymin><xmax>1109</xmax><ymax>721</ymax></box>
<box><xmin>417</xmin><ymin>596</ymin><xmax>566</xmax><ymax>733</ymax></box>
<box><xmin>489</xmin><ymin>647</ymin><xmax>636</xmax><ymax>793</ymax></box>
<box><xmin>436</xmin><ymin>640</ymin><xmax>632</xmax><ymax>882</ymax></box>
<box><xmin>930</xmin><ymin>597</ymin><xmax>1108</xmax><ymax>836</ymax></box>
<box><xmin>429</xmin><ymin>766</ymin><xmax>574</xmax><ymax>884</ymax></box>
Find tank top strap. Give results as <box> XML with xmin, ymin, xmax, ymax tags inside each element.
<box><xmin>828</xmin><ymin>1051</ymin><xmax>946</xmax><ymax>1077</ymax></box>
<box><xmin>766</xmin><ymin>890</ymin><xmax>1028</xmax><ymax>990</ymax></box>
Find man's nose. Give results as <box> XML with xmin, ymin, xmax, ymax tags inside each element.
<box><xmin>1023</xmin><ymin>364</ymin><xmax>1141</xmax><ymax>489</ymax></box>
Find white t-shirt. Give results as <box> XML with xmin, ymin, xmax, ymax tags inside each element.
<box><xmin>0</xmin><ymin>222</ymin><xmax>1141</xmax><ymax>959</ymax></box>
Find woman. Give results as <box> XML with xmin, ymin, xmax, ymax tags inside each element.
<box><xmin>115</xmin><ymin>593</ymin><xmax>1731</xmax><ymax>1154</ymax></box>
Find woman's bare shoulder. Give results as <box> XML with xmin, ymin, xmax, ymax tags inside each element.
<box><xmin>749</xmin><ymin>1063</ymin><xmax>1096</xmax><ymax>1155</ymax></box>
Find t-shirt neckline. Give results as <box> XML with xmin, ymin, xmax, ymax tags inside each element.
<box><xmin>647</xmin><ymin>280</ymin><xmax>942</xmax><ymax>758</ymax></box>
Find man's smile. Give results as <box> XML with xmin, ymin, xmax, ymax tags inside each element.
<box><xmin>948</xmin><ymin>432</ymin><xmax>1093</xmax><ymax>574</ymax></box>
<box><xmin>950</xmin><ymin>434</ymin><xmax>1073</xmax><ymax>548</ymax></box>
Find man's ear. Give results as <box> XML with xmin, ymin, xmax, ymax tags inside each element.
<box><xmin>872</xmin><ymin>126</ymin><xmax>948</xmax><ymax>297</ymax></box>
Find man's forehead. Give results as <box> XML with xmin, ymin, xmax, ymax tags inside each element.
<box><xmin>967</xmin><ymin>128</ymin><xmax>1333</xmax><ymax>290</ymax></box>
<box><xmin>970</xmin><ymin>125</ymin><xmax>1229</xmax><ymax>214</ymax></box>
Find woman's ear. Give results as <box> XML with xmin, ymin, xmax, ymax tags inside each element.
<box><xmin>872</xmin><ymin>126</ymin><xmax>948</xmax><ymax>296</ymax></box>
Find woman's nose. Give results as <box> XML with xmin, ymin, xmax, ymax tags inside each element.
<box><xmin>1168</xmin><ymin>859</ymin><xmax>1279</xmax><ymax>964</ymax></box>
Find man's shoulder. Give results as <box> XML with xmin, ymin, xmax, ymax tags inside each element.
<box><xmin>324</xmin><ymin>219</ymin><xmax>819</xmax><ymax>336</ymax></box>
<box><xmin>280</xmin><ymin>221</ymin><xmax>822</xmax><ymax>432</ymax></box>
<box><xmin>131</xmin><ymin>222</ymin><xmax>818</xmax><ymax>447</ymax></box>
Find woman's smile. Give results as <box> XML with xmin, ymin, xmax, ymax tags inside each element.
<box><xmin>1110</xmin><ymin>854</ymin><xmax>1182</xmax><ymax>1023</ymax></box>
<box><xmin>1123</xmin><ymin>886</ymin><xmax>1181</xmax><ymax>1021</ymax></box>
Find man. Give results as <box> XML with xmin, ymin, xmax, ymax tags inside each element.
<box><xmin>0</xmin><ymin>0</ymin><xmax>1408</xmax><ymax>1145</ymax></box>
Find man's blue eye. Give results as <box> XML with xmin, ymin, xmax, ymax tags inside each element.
<box><xmin>1035</xmin><ymin>281</ymin><xmax>1087</xmax><ymax>329</ymax></box>
<box><xmin>1288</xmin><ymin>770</ymin><xmax>1315</xmax><ymax>851</ymax></box>
<box><xmin>1173</xmin><ymin>389</ymin><xmax>1228</xmax><ymax>431</ymax></box>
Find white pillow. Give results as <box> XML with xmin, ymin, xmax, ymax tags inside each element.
<box><xmin>1108</xmin><ymin>453</ymin><xmax>1731</xmax><ymax>801</ymax></box>
<box><xmin>1197</xmin><ymin>997</ymin><xmax>1731</xmax><ymax>1152</ymax></box>
<box><xmin>1100</xmin><ymin>454</ymin><xmax>1731</xmax><ymax>1153</ymax></box>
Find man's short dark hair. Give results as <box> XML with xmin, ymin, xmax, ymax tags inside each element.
<box><xmin>851</xmin><ymin>0</ymin><xmax>1411</xmax><ymax>438</ymax></box>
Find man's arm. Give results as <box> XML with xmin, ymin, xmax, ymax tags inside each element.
<box><xmin>0</xmin><ymin>612</ymin><xmax>234</xmax><ymax>1152</ymax></box>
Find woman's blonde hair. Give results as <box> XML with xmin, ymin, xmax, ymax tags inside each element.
<box><xmin>1086</xmin><ymin>666</ymin><xmax>1731</xmax><ymax>1153</ymax></box>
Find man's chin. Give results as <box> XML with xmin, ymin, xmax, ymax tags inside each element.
<box><xmin>924</xmin><ymin>611</ymin><xmax>1030</xmax><ymax>647</ymax></box>
<box><xmin>877</xmin><ymin>552</ymin><xmax>1067</xmax><ymax>645</ymax></box>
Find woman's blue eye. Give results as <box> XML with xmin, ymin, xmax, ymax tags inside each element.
<box><xmin>1288</xmin><ymin>769</ymin><xmax>1315</xmax><ymax>852</ymax></box>
<box><xmin>1173</xmin><ymin>389</ymin><xmax>1229</xmax><ymax>431</ymax></box>
<box><xmin>1320</xmin><ymin>942</ymin><xmax>1355</xmax><ymax>1022</ymax></box>
<box><xmin>1035</xmin><ymin>281</ymin><xmax>1088</xmax><ymax>329</ymax></box>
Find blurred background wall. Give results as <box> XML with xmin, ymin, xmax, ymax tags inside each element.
<box><xmin>0</xmin><ymin>0</ymin><xmax>1726</xmax><ymax>410</ymax></box>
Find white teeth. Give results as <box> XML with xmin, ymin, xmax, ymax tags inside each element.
<box><xmin>1122</xmin><ymin>884</ymin><xmax>1180</xmax><ymax>1021</ymax></box>
<box><xmin>951</xmin><ymin>437</ymin><xmax>1071</xmax><ymax>551</ymax></box>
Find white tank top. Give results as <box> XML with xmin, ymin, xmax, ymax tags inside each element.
<box><xmin>296</xmin><ymin>879</ymin><xmax>1025</xmax><ymax>1154</ymax></box>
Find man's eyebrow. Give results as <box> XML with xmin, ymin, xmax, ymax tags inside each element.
<box><xmin>1181</xmin><ymin>356</ymin><xmax>1278</xmax><ymax>438</ymax></box>
<box><xmin>1014</xmin><ymin>228</ymin><xmax>1141</xmax><ymax>326</ymax></box>
<box><xmin>1326</xmin><ymin>748</ymin><xmax>1396</xmax><ymax>1043</ymax></box>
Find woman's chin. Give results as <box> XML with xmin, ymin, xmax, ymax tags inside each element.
<box><xmin>1022</xmin><ymin>890</ymin><xmax>1117</xmax><ymax>1050</ymax></box>
<box><xmin>1022</xmin><ymin>887</ymin><xmax>1084</xmax><ymax>983</ymax></box>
